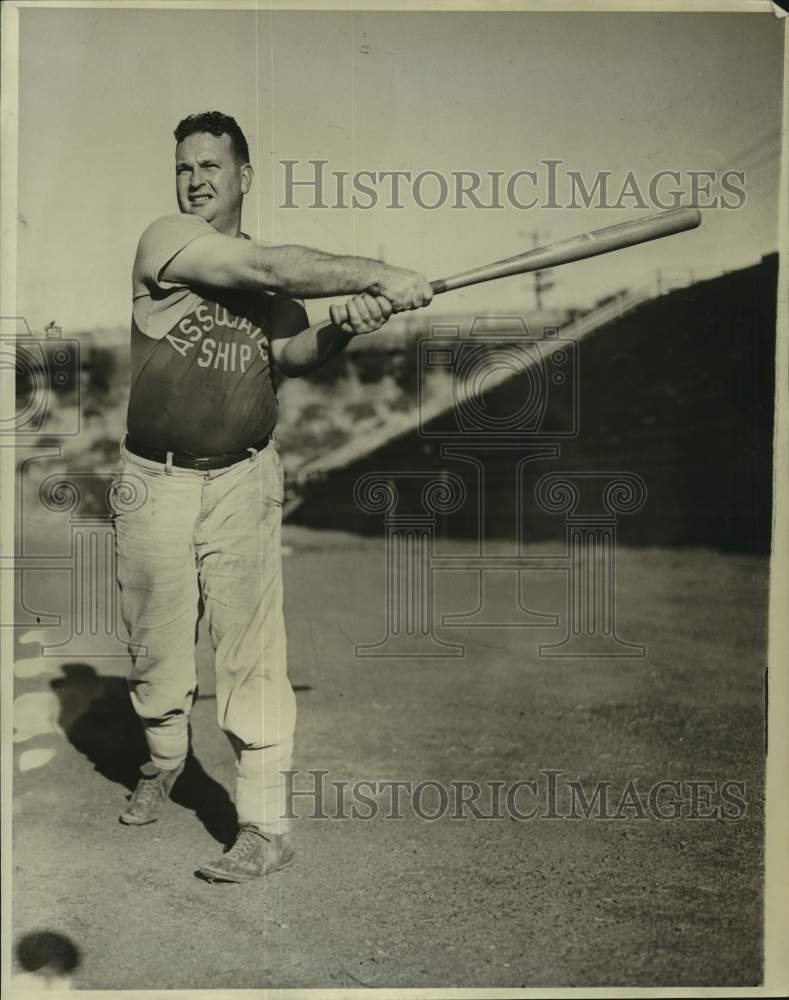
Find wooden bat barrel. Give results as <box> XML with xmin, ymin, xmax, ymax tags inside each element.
<box><xmin>329</xmin><ymin>206</ymin><xmax>701</xmax><ymax>326</ymax></box>
<box><xmin>432</xmin><ymin>207</ymin><xmax>702</xmax><ymax>294</ymax></box>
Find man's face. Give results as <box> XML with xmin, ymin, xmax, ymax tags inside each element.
<box><xmin>175</xmin><ymin>132</ymin><xmax>251</xmax><ymax>232</ymax></box>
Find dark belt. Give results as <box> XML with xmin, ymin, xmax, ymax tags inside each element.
<box><xmin>124</xmin><ymin>433</ymin><xmax>271</xmax><ymax>471</ymax></box>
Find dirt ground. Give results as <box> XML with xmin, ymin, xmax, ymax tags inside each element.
<box><xmin>12</xmin><ymin>525</ymin><xmax>767</xmax><ymax>989</ymax></box>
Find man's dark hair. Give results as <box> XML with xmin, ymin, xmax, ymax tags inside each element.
<box><xmin>174</xmin><ymin>112</ymin><xmax>250</xmax><ymax>165</ymax></box>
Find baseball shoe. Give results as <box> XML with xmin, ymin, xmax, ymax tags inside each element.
<box><xmin>196</xmin><ymin>825</ymin><xmax>295</xmax><ymax>883</ymax></box>
<box><xmin>119</xmin><ymin>760</ymin><xmax>185</xmax><ymax>826</ymax></box>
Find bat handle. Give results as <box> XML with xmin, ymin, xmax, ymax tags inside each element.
<box><xmin>329</xmin><ymin>278</ymin><xmax>446</xmax><ymax>328</ymax></box>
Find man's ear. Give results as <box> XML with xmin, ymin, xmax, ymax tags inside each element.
<box><xmin>241</xmin><ymin>163</ymin><xmax>253</xmax><ymax>196</ymax></box>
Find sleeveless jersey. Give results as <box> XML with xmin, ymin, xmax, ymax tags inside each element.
<box><xmin>127</xmin><ymin>214</ymin><xmax>306</xmax><ymax>456</ymax></box>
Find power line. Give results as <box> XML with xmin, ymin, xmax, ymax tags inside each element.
<box><xmin>718</xmin><ymin>129</ymin><xmax>781</xmax><ymax>175</ymax></box>
<box><xmin>741</xmin><ymin>148</ymin><xmax>781</xmax><ymax>175</ymax></box>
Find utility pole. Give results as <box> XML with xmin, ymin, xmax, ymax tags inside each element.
<box><xmin>521</xmin><ymin>230</ymin><xmax>554</xmax><ymax>310</ymax></box>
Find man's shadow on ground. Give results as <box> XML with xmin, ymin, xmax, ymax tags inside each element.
<box><xmin>50</xmin><ymin>663</ymin><xmax>239</xmax><ymax>847</ymax></box>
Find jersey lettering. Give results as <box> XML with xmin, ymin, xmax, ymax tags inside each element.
<box><xmin>216</xmin><ymin>305</ymin><xmax>237</xmax><ymax>329</ymax></box>
<box><xmin>172</xmin><ymin>302</ymin><xmax>265</xmax><ymax>364</ymax></box>
<box><xmin>196</xmin><ymin>337</ymin><xmax>255</xmax><ymax>373</ymax></box>
<box><xmin>178</xmin><ymin>317</ymin><xmax>202</xmax><ymax>341</ymax></box>
<box><xmin>165</xmin><ymin>333</ymin><xmax>195</xmax><ymax>357</ymax></box>
<box><xmin>195</xmin><ymin>303</ymin><xmax>215</xmax><ymax>333</ymax></box>
<box><xmin>197</xmin><ymin>337</ymin><xmax>216</xmax><ymax>367</ymax></box>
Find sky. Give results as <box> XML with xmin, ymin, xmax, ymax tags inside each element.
<box><xmin>14</xmin><ymin>6</ymin><xmax>785</xmax><ymax>332</ymax></box>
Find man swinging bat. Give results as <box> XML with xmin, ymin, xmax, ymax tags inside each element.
<box><xmin>114</xmin><ymin>109</ymin><xmax>699</xmax><ymax>884</ymax></box>
<box><xmin>113</xmin><ymin>110</ymin><xmax>432</xmax><ymax>883</ymax></box>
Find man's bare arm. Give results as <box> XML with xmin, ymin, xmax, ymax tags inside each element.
<box><xmin>271</xmin><ymin>322</ymin><xmax>354</xmax><ymax>377</ymax></box>
<box><xmin>269</xmin><ymin>294</ymin><xmax>393</xmax><ymax>377</ymax></box>
<box><xmin>162</xmin><ymin>232</ymin><xmax>432</xmax><ymax>312</ymax></box>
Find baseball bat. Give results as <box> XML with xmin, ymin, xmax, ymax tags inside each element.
<box><xmin>332</xmin><ymin>206</ymin><xmax>701</xmax><ymax>325</ymax></box>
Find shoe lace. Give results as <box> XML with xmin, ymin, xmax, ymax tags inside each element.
<box><xmin>131</xmin><ymin>775</ymin><xmax>163</xmax><ymax>808</ymax></box>
<box><xmin>226</xmin><ymin>826</ymin><xmax>268</xmax><ymax>861</ymax></box>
